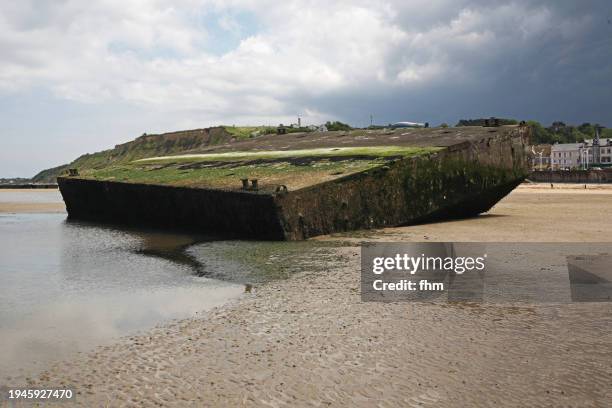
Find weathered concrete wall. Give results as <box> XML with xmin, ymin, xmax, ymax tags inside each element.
<box><xmin>529</xmin><ymin>169</ymin><xmax>612</xmax><ymax>183</ymax></box>
<box><xmin>276</xmin><ymin>127</ymin><xmax>529</xmax><ymax>239</ymax></box>
<box><xmin>58</xmin><ymin>126</ymin><xmax>530</xmax><ymax>240</ymax></box>
<box><xmin>57</xmin><ymin>178</ymin><xmax>286</xmax><ymax>239</ymax></box>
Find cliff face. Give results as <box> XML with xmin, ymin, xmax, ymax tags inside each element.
<box><xmin>32</xmin><ymin>127</ymin><xmax>236</xmax><ymax>183</ymax></box>
<box><xmin>57</xmin><ymin>126</ymin><xmax>530</xmax><ymax>240</ymax></box>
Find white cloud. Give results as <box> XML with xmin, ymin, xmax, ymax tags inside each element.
<box><xmin>0</xmin><ymin>0</ymin><xmax>608</xmax><ymax>127</ymax></box>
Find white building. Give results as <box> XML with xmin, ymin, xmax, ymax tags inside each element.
<box><xmin>551</xmin><ymin>138</ymin><xmax>612</xmax><ymax>170</ymax></box>
<box><xmin>550</xmin><ymin>143</ymin><xmax>582</xmax><ymax>169</ymax></box>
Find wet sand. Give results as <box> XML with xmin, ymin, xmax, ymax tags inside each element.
<box><xmin>17</xmin><ymin>185</ymin><xmax>612</xmax><ymax>406</ymax></box>
<box><xmin>0</xmin><ymin>189</ymin><xmax>65</xmax><ymax>213</ymax></box>
<box><xmin>0</xmin><ymin>202</ymin><xmax>65</xmax><ymax>213</ymax></box>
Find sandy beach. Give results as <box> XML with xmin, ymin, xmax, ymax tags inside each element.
<box><xmin>12</xmin><ymin>185</ymin><xmax>612</xmax><ymax>407</ymax></box>
<box><xmin>0</xmin><ymin>202</ymin><xmax>65</xmax><ymax>213</ymax></box>
<box><xmin>0</xmin><ymin>189</ymin><xmax>65</xmax><ymax>213</ymax></box>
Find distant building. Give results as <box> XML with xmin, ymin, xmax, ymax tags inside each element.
<box><xmin>584</xmin><ymin>138</ymin><xmax>612</xmax><ymax>166</ymax></box>
<box><xmin>550</xmin><ymin>143</ymin><xmax>582</xmax><ymax>169</ymax></box>
<box><xmin>550</xmin><ymin>139</ymin><xmax>612</xmax><ymax>170</ymax></box>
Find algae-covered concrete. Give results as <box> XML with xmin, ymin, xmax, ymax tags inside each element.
<box><xmin>58</xmin><ymin>125</ymin><xmax>530</xmax><ymax>240</ymax></box>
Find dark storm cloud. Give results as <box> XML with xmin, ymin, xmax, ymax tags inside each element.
<box><xmin>289</xmin><ymin>0</ymin><xmax>612</xmax><ymax>126</ymax></box>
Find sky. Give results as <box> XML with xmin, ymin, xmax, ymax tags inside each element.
<box><xmin>1</xmin><ymin>0</ymin><xmax>611</xmax><ymax>177</ymax></box>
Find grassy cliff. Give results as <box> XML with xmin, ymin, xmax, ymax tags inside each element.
<box><xmin>75</xmin><ymin>146</ymin><xmax>440</xmax><ymax>191</ymax></box>
<box><xmin>32</xmin><ymin>126</ymin><xmax>248</xmax><ymax>183</ymax></box>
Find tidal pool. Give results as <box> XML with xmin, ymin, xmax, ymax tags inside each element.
<box><xmin>0</xmin><ymin>211</ymin><xmax>244</xmax><ymax>380</ymax></box>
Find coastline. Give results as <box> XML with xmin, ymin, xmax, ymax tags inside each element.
<box><xmin>23</xmin><ymin>186</ymin><xmax>612</xmax><ymax>407</ymax></box>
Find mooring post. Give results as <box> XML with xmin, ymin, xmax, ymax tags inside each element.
<box><xmin>68</xmin><ymin>168</ymin><xmax>79</xmax><ymax>176</ymax></box>
<box><xmin>241</xmin><ymin>178</ymin><xmax>249</xmax><ymax>190</ymax></box>
<box><xmin>250</xmin><ymin>179</ymin><xmax>258</xmax><ymax>190</ymax></box>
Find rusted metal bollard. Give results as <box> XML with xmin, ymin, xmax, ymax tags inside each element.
<box><xmin>241</xmin><ymin>178</ymin><xmax>249</xmax><ymax>190</ymax></box>
<box><xmin>250</xmin><ymin>179</ymin><xmax>258</xmax><ymax>191</ymax></box>
<box><xmin>68</xmin><ymin>168</ymin><xmax>79</xmax><ymax>176</ymax></box>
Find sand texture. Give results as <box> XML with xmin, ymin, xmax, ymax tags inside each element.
<box><xmin>8</xmin><ymin>184</ymin><xmax>612</xmax><ymax>407</ymax></box>
<box><xmin>24</xmin><ymin>246</ymin><xmax>612</xmax><ymax>407</ymax></box>
<box><xmin>0</xmin><ymin>189</ymin><xmax>65</xmax><ymax>213</ymax></box>
<box><xmin>0</xmin><ymin>202</ymin><xmax>65</xmax><ymax>213</ymax></box>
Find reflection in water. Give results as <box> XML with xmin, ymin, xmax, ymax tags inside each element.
<box><xmin>134</xmin><ymin>231</ymin><xmax>207</xmax><ymax>275</ymax></box>
<box><xmin>0</xmin><ymin>213</ymin><xmax>243</xmax><ymax>380</ymax></box>
<box><xmin>65</xmin><ymin>218</ymin><xmax>213</xmax><ymax>277</ymax></box>
<box><xmin>2</xmin><ymin>285</ymin><xmax>239</xmax><ymax>380</ymax></box>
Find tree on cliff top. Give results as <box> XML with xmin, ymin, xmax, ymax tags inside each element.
<box><xmin>325</xmin><ymin>121</ymin><xmax>352</xmax><ymax>131</ymax></box>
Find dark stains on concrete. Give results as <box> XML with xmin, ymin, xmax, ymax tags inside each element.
<box><xmin>58</xmin><ymin>126</ymin><xmax>531</xmax><ymax>240</ymax></box>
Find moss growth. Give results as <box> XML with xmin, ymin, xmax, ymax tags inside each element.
<box><xmin>400</xmin><ymin>156</ymin><xmax>528</xmax><ymax>216</ymax></box>
<box><xmin>77</xmin><ymin>146</ymin><xmax>440</xmax><ymax>189</ymax></box>
<box><xmin>136</xmin><ymin>146</ymin><xmax>441</xmax><ymax>164</ymax></box>
<box><xmin>81</xmin><ymin>158</ymin><xmax>384</xmax><ymax>189</ymax></box>
<box><xmin>33</xmin><ymin>127</ymin><xmax>236</xmax><ymax>182</ymax></box>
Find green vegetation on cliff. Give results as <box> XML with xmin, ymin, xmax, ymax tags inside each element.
<box><xmin>75</xmin><ymin>146</ymin><xmax>441</xmax><ymax>191</ymax></box>
<box><xmin>32</xmin><ymin>126</ymin><xmax>242</xmax><ymax>183</ymax></box>
<box><xmin>324</xmin><ymin>121</ymin><xmax>352</xmax><ymax>131</ymax></box>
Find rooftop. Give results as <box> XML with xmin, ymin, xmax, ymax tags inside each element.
<box><xmin>552</xmin><ymin>139</ymin><xmax>612</xmax><ymax>151</ymax></box>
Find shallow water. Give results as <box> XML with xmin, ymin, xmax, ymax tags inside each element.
<box><xmin>0</xmin><ymin>209</ymin><xmax>245</xmax><ymax>379</ymax></box>
<box><xmin>0</xmin><ymin>191</ymin><xmax>343</xmax><ymax>381</ymax></box>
